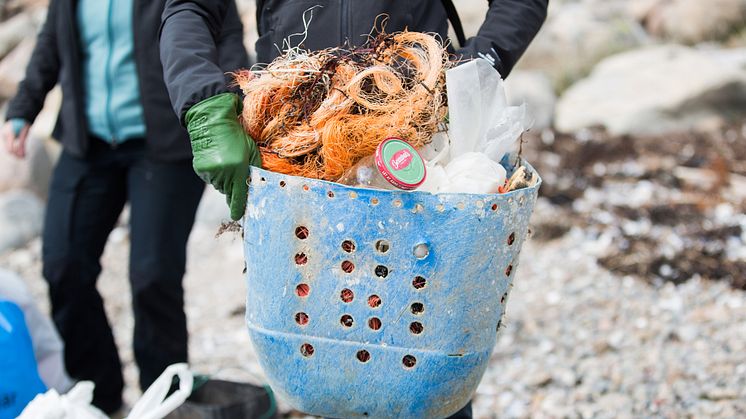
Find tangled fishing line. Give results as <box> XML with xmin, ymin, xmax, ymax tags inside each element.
<box><xmin>233</xmin><ymin>31</ymin><xmax>451</xmax><ymax>180</ymax></box>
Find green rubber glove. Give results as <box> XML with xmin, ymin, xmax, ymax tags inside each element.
<box><xmin>186</xmin><ymin>92</ymin><xmax>262</xmax><ymax>220</ymax></box>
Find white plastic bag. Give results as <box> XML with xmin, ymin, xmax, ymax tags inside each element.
<box><xmin>419</xmin><ymin>58</ymin><xmax>528</xmax><ymax>194</ymax></box>
<box><xmin>18</xmin><ymin>381</ymin><xmax>108</xmax><ymax>419</ymax></box>
<box><xmin>126</xmin><ymin>363</ymin><xmax>193</xmax><ymax>419</ymax></box>
<box><xmin>19</xmin><ymin>363</ymin><xmax>193</xmax><ymax>419</ymax></box>
<box><xmin>445</xmin><ymin>58</ymin><xmax>528</xmax><ymax>164</ymax></box>
<box><xmin>440</xmin><ymin>152</ymin><xmax>507</xmax><ymax>194</ymax></box>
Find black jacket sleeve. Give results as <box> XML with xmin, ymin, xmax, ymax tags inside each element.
<box><xmin>160</xmin><ymin>0</ymin><xmax>238</xmax><ymax>123</ymax></box>
<box><xmin>6</xmin><ymin>0</ymin><xmax>61</xmax><ymax>122</ymax></box>
<box><xmin>458</xmin><ymin>0</ymin><xmax>548</xmax><ymax>77</ymax></box>
<box><xmin>217</xmin><ymin>1</ymin><xmax>250</xmax><ymax>83</ymax></box>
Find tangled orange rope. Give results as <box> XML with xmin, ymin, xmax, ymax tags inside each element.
<box><xmin>234</xmin><ymin>31</ymin><xmax>450</xmax><ymax>180</ymax></box>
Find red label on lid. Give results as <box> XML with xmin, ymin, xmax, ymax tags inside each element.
<box><xmin>389</xmin><ymin>149</ymin><xmax>413</xmax><ymax>171</ymax></box>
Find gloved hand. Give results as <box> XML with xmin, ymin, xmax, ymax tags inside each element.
<box><xmin>185</xmin><ymin>92</ymin><xmax>262</xmax><ymax>220</ymax></box>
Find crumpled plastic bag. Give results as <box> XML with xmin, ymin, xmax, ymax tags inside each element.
<box><xmin>19</xmin><ymin>364</ymin><xmax>194</xmax><ymax>419</ymax></box>
<box><xmin>419</xmin><ymin>58</ymin><xmax>529</xmax><ymax>194</ymax></box>
<box><xmin>439</xmin><ymin>152</ymin><xmax>507</xmax><ymax>194</ymax></box>
<box><xmin>18</xmin><ymin>382</ymin><xmax>107</xmax><ymax>419</ymax></box>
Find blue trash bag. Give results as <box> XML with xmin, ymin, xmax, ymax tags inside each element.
<box><xmin>0</xmin><ymin>300</ymin><xmax>47</xmax><ymax>419</ymax></box>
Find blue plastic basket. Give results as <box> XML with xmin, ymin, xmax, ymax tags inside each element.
<box><xmin>242</xmin><ymin>155</ymin><xmax>540</xmax><ymax>419</ymax></box>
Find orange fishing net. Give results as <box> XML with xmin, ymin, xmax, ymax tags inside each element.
<box><xmin>234</xmin><ymin>31</ymin><xmax>450</xmax><ymax>180</ymax></box>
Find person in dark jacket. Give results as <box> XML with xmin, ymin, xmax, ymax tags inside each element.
<box><xmin>159</xmin><ymin>1</ymin><xmax>547</xmax><ymax>418</ymax></box>
<box><xmin>159</xmin><ymin>0</ymin><xmax>548</xmax><ymax>221</ymax></box>
<box><xmin>2</xmin><ymin>0</ymin><xmax>248</xmax><ymax>414</ymax></box>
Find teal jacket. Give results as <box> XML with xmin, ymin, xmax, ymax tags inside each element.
<box><xmin>77</xmin><ymin>0</ymin><xmax>145</xmax><ymax>144</ymax></box>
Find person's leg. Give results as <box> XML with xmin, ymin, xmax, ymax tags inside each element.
<box><xmin>127</xmin><ymin>154</ymin><xmax>204</xmax><ymax>390</ymax></box>
<box><xmin>42</xmin><ymin>147</ymin><xmax>128</xmax><ymax>413</ymax></box>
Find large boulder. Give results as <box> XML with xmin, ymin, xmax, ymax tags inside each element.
<box><xmin>555</xmin><ymin>45</ymin><xmax>746</xmax><ymax>135</ymax></box>
<box><xmin>631</xmin><ymin>0</ymin><xmax>746</xmax><ymax>44</ymax></box>
<box><xmin>0</xmin><ymin>86</ymin><xmax>60</xmax><ymax>197</ymax></box>
<box><xmin>504</xmin><ymin>70</ymin><xmax>556</xmax><ymax>130</ymax></box>
<box><xmin>0</xmin><ymin>133</ymin><xmax>53</xmax><ymax>197</ymax></box>
<box><xmin>518</xmin><ymin>2</ymin><xmax>647</xmax><ymax>90</ymax></box>
<box><xmin>0</xmin><ymin>37</ymin><xmax>34</xmax><ymax>100</ymax></box>
<box><xmin>0</xmin><ymin>190</ymin><xmax>44</xmax><ymax>254</ymax></box>
<box><xmin>0</xmin><ymin>12</ymin><xmax>36</xmax><ymax>60</ymax></box>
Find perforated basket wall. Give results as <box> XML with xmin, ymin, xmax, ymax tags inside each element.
<box><xmin>242</xmin><ymin>157</ymin><xmax>541</xmax><ymax>419</ymax></box>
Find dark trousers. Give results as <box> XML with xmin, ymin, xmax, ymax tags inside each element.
<box><xmin>42</xmin><ymin>138</ymin><xmax>204</xmax><ymax>413</ymax></box>
<box><xmin>448</xmin><ymin>402</ymin><xmax>472</xmax><ymax>419</ymax></box>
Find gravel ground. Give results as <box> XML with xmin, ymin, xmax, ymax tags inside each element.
<box><xmin>2</xmin><ymin>190</ymin><xmax>744</xmax><ymax>418</ymax></box>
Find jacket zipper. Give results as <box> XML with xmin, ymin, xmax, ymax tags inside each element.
<box><xmin>105</xmin><ymin>0</ymin><xmax>118</xmax><ymax>147</ymax></box>
<box><xmin>340</xmin><ymin>0</ymin><xmax>349</xmax><ymax>46</ymax></box>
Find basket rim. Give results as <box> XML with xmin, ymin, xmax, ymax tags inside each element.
<box><xmin>248</xmin><ymin>153</ymin><xmax>542</xmax><ymax>199</ymax></box>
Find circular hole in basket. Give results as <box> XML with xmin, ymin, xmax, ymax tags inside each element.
<box><xmin>456</xmin><ymin>202</ymin><xmax>466</xmax><ymax>210</ymax></box>
<box><xmin>279</xmin><ymin>180</ymin><xmax>286</xmax><ymax>188</ymax></box>
<box><xmin>491</xmin><ymin>203</ymin><xmax>498</xmax><ymax>211</ymax></box>
<box><xmin>475</xmin><ymin>200</ymin><xmax>485</xmax><ymax>208</ymax></box>
<box><xmin>349</xmin><ymin>191</ymin><xmax>358</xmax><ymax>199</ymax></box>
<box><xmin>327</xmin><ymin>190</ymin><xmax>335</xmax><ymax>198</ymax></box>
<box><xmin>410</xmin><ymin>302</ymin><xmax>424</xmax><ymax>315</ymax></box>
<box><xmin>295</xmin><ymin>226</ymin><xmax>309</xmax><ymax>240</ymax></box>
<box><xmin>367</xmin><ymin>295</ymin><xmax>381</xmax><ymax>308</ymax></box>
<box><xmin>496</xmin><ymin>319</ymin><xmax>502</xmax><ymax>332</ymax></box>
<box><xmin>402</xmin><ymin>355</ymin><xmax>417</xmax><ymax>369</ymax></box>
<box><xmin>341</xmin><ymin>240</ymin><xmax>356</xmax><ymax>253</ymax></box>
<box><xmin>340</xmin><ymin>314</ymin><xmax>354</xmax><ymax>328</ymax></box>
<box><xmin>436</xmin><ymin>204</ymin><xmax>445</xmax><ymax>213</ymax></box>
<box><xmin>507</xmin><ymin>232</ymin><xmax>516</xmax><ymax>246</ymax></box>
<box><xmin>302</xmin><ymin>184</ymin><xmax>309</xmax><ymax>191</ymax></box>
<box><xmin>341</xmin><ymin>260</ymin><xmax>355</xmax><ymax>274</ymax></box>
<box><xmin>412</xmin><ymin>203</ymin><xmax>424</xmax><ymax>214</ymax></box>
<box><xmin>393</xmin><ymin>199</ymin><xmax>403</xmax><ymax>208</ymax></box>
<box><xmin>356</xmin><ymin>350</ymin><xmax>371</xmax><ymax>363</ymax></box>
<box><xmin>412</xmin><ymin>276</ymin><xmax>427</xmax><ymax>290</ymax></box>
<box><xmin>368</xmin><ymin>317</ymin><xmax>382</xmax><ymax>331</ymax></box>
<box><xmin>375</xmin><ymin>240</ymin><xmax>390</xmax><ymax>254</ymax></box>
<box><xmin>295</xmin><ymin>312</ymin><xmax>309</xmax><ymax>326</ymax></box>
<box><xmin>413</xmin><ymin>243</ymin><xmax>429</xmax><ymax>259</ymax></box>
<box><xmin>410</xmin><ymin>322</ymin><xmax>424</xmax><ymax>335</ymax></box>
<box><xmin>374</xmin><ymin>265</ymin><xmax>389</xmax><ymax>278</ymax></box>
<box><xmin>500</xmin><ymin>292</ymin><xmax>508</xmax><ymax>304</ymax></box>
<box><xmin>300</xmin><ymin>343</ymin><xmax>314</xmax><ymax>357</ymax></box>
<box><xmin>341</xmin><ymin>288</ymin><xmax>354</xmax><ymax>303</ymax></box>
<box><xmin>295</xmin><ymin>283</ymin><xmax>310</xmax><ymax>297</ymax></box>
<box><xmin>519</xmin><ymin>196</ymin><xmax>526</xmax><ymax>206</ymax></box>
<box><xmin>505</xmin><ymin>264</ymin><xmax>513</xmax><ymax>277</ymax></box>
<box><xmin>294</xmin><ymin>253</ymin><xmax>308</xmax><ymax>265</ymax></box>
<box><xmin>370</xmin><ymin>197</ymin><xmax>379</xmax><ymax>206</ymax></box>
<box><xmin>260</xmin><ymin>177</ymin><xmax>266</xmax><ymax>182</ymax></box>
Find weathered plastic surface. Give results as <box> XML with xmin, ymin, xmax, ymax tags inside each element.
<box><xmin>242</xmin><ymin>156</ymin><xmax>541</xmax><ymax>419</ymax></box>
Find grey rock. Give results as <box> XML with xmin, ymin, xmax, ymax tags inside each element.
<box><xmin>519</xmin><ymin>3</ymin><xmax>647</xmax><ymax>89</ymax></box>
<box><xmin>632</xmin><ymin>0</ymin><xmax>746</xmax><ymax>44</ymax></box>
<box><xmin>505</xmin><ymin>70</ymin><xmax>556</xmax><ymax>130</ymax></box>
<box><xmin>0</xmin><ymin>190</ymin><xmax>44</xmax><ymax>254</ymax></box>
<box><xmin>0</xmin><ymin>37</ymin><xmax>34</xmax><ymax>99</ymax></box>
<box><xmin>0</xmin><ymin>133</ymin><xmax>53</xmax><ymax>198</ymax></box>
<box><xmin>556</xmin><ymin>45</ymin><xmax>746</xmax><ymax>135</ymax></box>
<box><xmin>0</xmin><ymin>12</ymin><xmax>35</xmax><ymax>60</ymax></box>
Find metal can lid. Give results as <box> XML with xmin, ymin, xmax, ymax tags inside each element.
<box><xmin>374</xmin><ymin>137</ymin><xmax>427</xmax><ymax>190</ymax></box>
